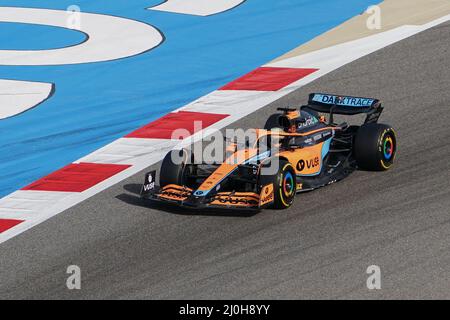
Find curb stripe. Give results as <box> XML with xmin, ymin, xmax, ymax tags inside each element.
<box><xmin>21</xmin><ymin>163</ymin><xmax>131</xmax><ymax>192</ymax></box>
<box><xmin>76</xmin><ymin>138</ymin><xmax>180</xmax><ymax>165</ymax></box>
<box><xmin>125</xmin><ymin>111</ymin><xmax>229</xmax><ymax>139</ymax></box>
<box><xmin>220</xmin><ymin>67</ymin><xmax>318</xmax><ymax>91</ymax></box>
<box><xmin>0</xmin><ymin>219</ymin><xmax>24</xmax><ymax>233</ymax></box>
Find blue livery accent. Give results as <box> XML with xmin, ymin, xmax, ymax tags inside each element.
<box><xmin>312</xmin><ymin>94</ymin><xmax>375</xmax><ymax>107</ymax></box>
<box><xmin>297</xmin><ymin>136</ymin><xmax>333</xmax><ymax>177</ymax></box>
<box><xmin>321</xmin><ymin>138</ymin><xmax>332</xmax><ymax>160</ymax></box>
<box><xmin>245</xmin><ymin>150</ymin><xmax>271</xmax><ymax>165</ymax></box>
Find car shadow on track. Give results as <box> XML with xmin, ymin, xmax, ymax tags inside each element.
<box><xmin>116</xmin><ymin>184</ymin><xmax>259</xmax><ymax>218</ymax></box>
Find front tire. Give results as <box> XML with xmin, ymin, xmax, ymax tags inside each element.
<box><xmin>160</xmin><ymin>149</ymin><xmax>189</xmax><ymax>187</ymax></box>
<box><xmin>354</xmin><ymin>123</ymin><xmax>397</xmax><ymax>171</ymax></box>
<box><xmin>259</xmin><ymin>159</ymin><xmax>296</xmax><ymax>209</ymax></box>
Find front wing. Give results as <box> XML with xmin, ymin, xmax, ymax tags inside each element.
<box><xmin>141</xmin><ymin>183</ymin><xmax>274</xmax><ymax>211</ymax></box>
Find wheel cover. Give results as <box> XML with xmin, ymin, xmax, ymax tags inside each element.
<box><xmin>282</xmin><ymin>171</ymin><xmax>295</xmax><ymax>197</ymax></box>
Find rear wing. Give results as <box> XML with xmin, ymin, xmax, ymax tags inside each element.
<box><xmin>305</xmin><ymin>93</ymin><xmax>383</xmax><ymax>124</ymax></box>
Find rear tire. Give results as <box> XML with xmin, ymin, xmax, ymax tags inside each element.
<box><xmin>354</xmin><ymin>123</ymin><xmax>397</xmax><ymax>171</ymax></box>
<box><xmin>160</xmin><ymin>149</ymin><xmax>189</xmax><ymax>187</ymax></box>
<box><xmin>264</xmin><ymin>113</ymin><xmax>283</xmax><ymax>131</ymax></box>
<box><xmin>259</xmin><ymin>159</ymin><xmax>296</xmax><ymax>209</ymax></box>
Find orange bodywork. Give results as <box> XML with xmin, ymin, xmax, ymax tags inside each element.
<box><xmin>154</xmin><ymin>126</ymin><xmax>337</xmax><ymax>208</ymax></box>
<box><xmin>197</xmin><ymin>128</ymin><xmax>335</xmax><ymax>192</ymax></box>
<box><xmin>286</xmin><ymin>110</ymin><xmax>300</xmax><ymax>120</ymax></box>
<box><xmin>278</xmin><ymin>142</ymin><xmax>324</xmax><ymax>176</ymax></box>
<box><xmin>259</xmin><ymin>183</ymin><xmax>274</xmax><ymax>206</ymax></box>
<box><xmin>256</xmin><ymin>128</ymin><xmax>336</xmax><ymax>176</ymax></box>
<box><xmin>157</xmin><ymin>184</ymin><xmax>192</xmax><ymax>201</ymax></box>
<box><xmin>260</xmin><ymin>127</ymin><xmax>338</xmax><ymax>138</ymax></box>
<box><xmin>196</xmin><ymin>148</ymin><xmax>258</xmax><ymax>192</ymax></box>
<box><xmin>210</xmin><ymin>192</ymin><xmax>260</xmax><ymax>207</ymax></box>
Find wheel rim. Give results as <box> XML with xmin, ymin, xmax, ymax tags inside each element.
<box><xmin>383</xmin><ymin>136</ymin><xmax>394</xmax><ymax>160</ymax></box>
<box><xmin>282</xmin><ymin>171</ymin><xmax>295</xmax><ymax>197</ymax></box>
<box><xmin>380</xmin><ymin>131</ymin><xmax>396</xmax><ymax>170</ymax></box>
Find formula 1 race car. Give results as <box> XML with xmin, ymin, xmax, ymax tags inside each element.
<box><xmin>141</xmin><ymin>93</ymin><xmax>397</xmax><ymax>210</ymax></box>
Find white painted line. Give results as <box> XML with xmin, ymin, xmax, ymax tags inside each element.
<box><xmin>76</xmin><ymin>138</ymin><xmax>180</xmax><ymax>165</ymax></box>
<box><xmin>178</xmin><ymin>90</ymin><xmax>277</xmax><ymax>116</ymax></box>
<box><xmin>0</xmin><ymin>190</ymin><xmax>74</xmax><ymax>220</ymax></box>
<box><xmin>149</xmin><ymin>0</ymin><xmax>245</xmax><ymax>16</ymax></box>
<box><xmin>0</xmin><ymin>7</ymin><xmax>163</xmax><ymax>65</ymax></box>
<box><xmin>0</xmin><ymin>79</ymin><xmax>53</xmax><ymax>119</ymax></box>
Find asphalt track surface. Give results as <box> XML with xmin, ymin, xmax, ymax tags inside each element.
<box><xmin>1</xmin><ymin>22</ymin><xmax>449</xmax><ymax>300</ymax></box>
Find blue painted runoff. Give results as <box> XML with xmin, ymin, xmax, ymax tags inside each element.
<box><xmin>0</xmin><ymin>0</ymin><xmax>378</xmax><ymax>197</ymax></box>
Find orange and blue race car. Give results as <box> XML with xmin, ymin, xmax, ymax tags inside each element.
<box><xmin>141</xmin><ymin>93</ymin><xmax>397</xmax><ymax>210</ymax></box>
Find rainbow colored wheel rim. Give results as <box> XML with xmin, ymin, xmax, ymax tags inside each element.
<box><xmin>283</xmin><ymin>171</ymin><xmax>295</xmax><ymax>197</ymax></box>
<box><xmin>383</xmin><ymin>136</ymin><xmax>394</xmax><ymax>160</ymax></box>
